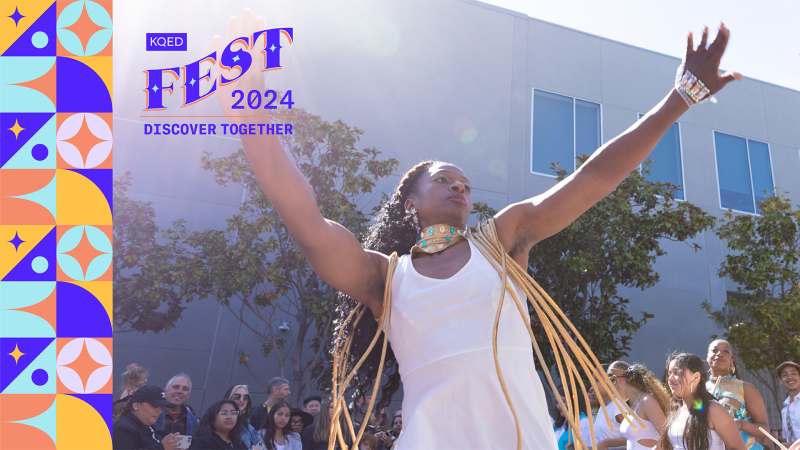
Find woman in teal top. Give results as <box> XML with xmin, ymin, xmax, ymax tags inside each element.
<box><xmin>553</xmin><ymin>386</ymin><xmax>590</xmax><ymax>450</ymax></box>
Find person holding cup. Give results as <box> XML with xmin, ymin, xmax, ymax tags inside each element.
<box><xmin>113</xmin><ymin>385</ymin><xmax>182</xmax><ymax>450</ymax></box>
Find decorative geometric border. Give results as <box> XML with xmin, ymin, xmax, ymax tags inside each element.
<box><xmin>0</xmin><ymin>1</ymin><xmax>113</xmax><ymax>448</ymax></box>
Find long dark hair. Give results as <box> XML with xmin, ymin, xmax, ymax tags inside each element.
<box><xmin>659</xmin><ymin>353</ymin><xmax>716</xmax><ymax>450</ymax></box>
<box><xmin>553</xmin><ymin>385</ymin><xmax>588</xmax><ymax>430</ymax></box>
<box><xmin>260</xmin><ymin>401</ymin><xmax>297</xmax><ymax>450</ymax></box>
<box><xmin>195</xmin><ymin>400</ymin><xmax>246</xmax><ymax>446</ymax></box>
<box><xmin>334</xmin><ymin>160</ymin><xmax>441</xmax><ymax>410</ymax></box>
<box><xmin>222</xmin><ymin>384</ymin><xmax>252</xmax><ymax>419</ymax></box>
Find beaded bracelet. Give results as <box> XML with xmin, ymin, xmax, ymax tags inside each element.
<box><xmin>675</xmin><ymin>64</ymin><xmax>716</xmax><ymax>107</ymax></box>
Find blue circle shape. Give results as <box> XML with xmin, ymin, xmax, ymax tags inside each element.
<box><xmin>31</xmin><ymin>256</ymin><xmax>48</xmax><ymax>273</ymax></box>
<box><xmin>32</xmin><ymin>369</ymin><xmax>48</xmax><ymax>386</ymax></box>
<box><xmin>32</xmin><ymin>31</ymin><xmax>49</xmax><ymax>49</ymax></box>
<box><xmin>32</xmin><ymin>144</ymin><xmax>48</xmax><ymax>161</ymax></box>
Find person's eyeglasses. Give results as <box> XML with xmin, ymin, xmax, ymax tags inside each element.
<box><xmin>219</xmin><ymin>411</ymin><xmax>240</xmax><ymax>418</ymax></box>
<box><xmin>231</xmin><ymin>393</ymin><xmax>250</xmax><ymax>401</ymax></box>
<box><xmin>290</xmin><ymin>419</ymin><xmax>304</xmax><ymax>425</ymax></box>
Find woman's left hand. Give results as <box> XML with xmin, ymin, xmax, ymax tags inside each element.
<box><xmin>683</xmin><ymin>23</ymin><xmax>742</xmax><ymax>95</ymax></box>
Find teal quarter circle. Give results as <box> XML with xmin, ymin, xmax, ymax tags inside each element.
<box><xmin>0</xmin><ymin>57</ymin><xmax>57</xmax><ymax>112</ymax></box>
<box><xmin>10</xmin><ymin>393</ymin><xmax>56</xmax><ymax>444</ymax></box>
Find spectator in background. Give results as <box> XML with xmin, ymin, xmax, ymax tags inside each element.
<box><xmin>707</xmin><ymin>339</ymin><xmax>769</xmax><ymax>450</ymax></box>
<box><xmin>363</xmin><ymin>406</ymin><xmax>389</xmax><ymax>435</ymax></box>
<box><xmin>304</xmin><ymin>396</ymin><xmax>322</xmax><ymax>415</ymax></box>
<box><xmin>189</xmin><ymin>400</ymin><xmax>247</xmax><ymax>450</ymax></box>
<box><xmin>607</xmin><ymin>361</ymin><xmax>669</xmax><ymax>450</ymax></box>
<box><xmin>358</xmin><ymin>433</ymin><xmax>379</xmax><ymax>450</ymax></box>
<box><xmin>302</xmin><ymin>398</ymin><xmax>348</xmax><ymax>450</ymax></box>
<box><xmin>552</xmin><ymin>385</ymin><xmax>591</xmax><ymax>450</ymax></box>
<box><xmin>258</xmin><ymin>401</ymin><xmax>302</xmax><ymax>450</ymax></box>
<box><xmin>250</xmin><ymin>377</ymin><xmax>291</xmax><ymax>432</ymax></box>
<box><xmin>154</xmin><ymin>373</ymin><xmax>198</xmax><ymax>438</ymax></box>
<box><xmin>120</xmin><ymin>364</ymin><xmax>149</xmax><ymax>399</ymax></box>
<box><xmin>113</xmin><ymin>385</ymin><xmax>182</xmax><ymax>450</ymax></box>
<box><xmin>778</xmin><ymin>361</ymin><xmax>800</xmax><ymax>444</ymax></box>
<box><xmin>375</xmin><ymin>411</ymin><xmax>402</xmax><ymax>449</ymax></box>
<box><xmin>289</xmin><ymin>408</ymin><xmax>314</xmax><ymax>434</ymax></box>
<box><xmin>223</xmin><ymin>384</ymin><xmax>260</xmax><ymax>448</ymax></box>
<box><xmin>588</xmin><ymin>386</ymin><xmax>601</xmax><ymax>420</ymax></box>
<box><xmin>586</xmin><ymin>364</ymin><xmax>625</xmax><ymax>450</ymax></box>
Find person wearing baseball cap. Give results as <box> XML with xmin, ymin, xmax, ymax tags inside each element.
<box><xmin>113</xmin><ymin>385</ymin><xmax>183</xmax><ymax>449</ymax></box>
<box><xmin>778</xmin><ymin>361</ymin><xmax>800</xmax><ymax>445</ymax></box>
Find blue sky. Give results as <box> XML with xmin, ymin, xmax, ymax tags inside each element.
<box><xmin>481</xmin><ymin>0</ymin><xmax>800</xmax><ymax>92</ymax></box>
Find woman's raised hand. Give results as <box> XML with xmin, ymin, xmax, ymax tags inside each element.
<box><xmin>683</xmin><ymin>23</ymin><xmax>742</xmax><ymax>95</ymax></box>
<box><xmin>214</xmin><ymin>8</ymin><xmax>268</xmax><ymax>124</ymax></box>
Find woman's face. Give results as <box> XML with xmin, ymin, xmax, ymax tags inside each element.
<box><xmin>406</xmin><ymin>163</ymin><xmax>473</xmax><ymax>228</ymax></box>
<box><xmin>707</xmin><ymin>340</ymin><xmax>733</xmax><ymax>372</ymax></box>
<box><xmin>232</xmin><ymin>387</ymin><xmax>249</xmax><ymax>413</ymax></box>
<box><xmin>215</xmin><ymin>403</ymin><xmax>238</xmax><ymax>433</ymax></box>
<box><xmin>133</xmin><ymin>402</ymin><xmax>163</xmax><ymax>426</ymax></box>
<box><xmin>368</xmin><ymin>408</ymin><xmax>384</xmax><ymax>426</ymax></box>
<box><xmin>328</xmin><ymin>402</ymin><xmax>334</xmax><ymax>419</ymax></box>
<box><xmin>555</xmin><ymin>395</ymin><xmax>567</xmax><ymax>416</ymax></box>
<box><xmin>274</xmin><ymin>406</ymin><xmax>291</xmax><ymax>430</ymax></box>
<box><xmin>667</xmin><ymin>360</ymin><xmax>699</xmax><ymax>398</ymax></box>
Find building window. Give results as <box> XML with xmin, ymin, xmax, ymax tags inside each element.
<box><xmin>531</xmin><ymin>89</ymin><xmax>601</xmax><ymax>175</ymax></box>
<box><xmin>714</xmin><ymin>131</ymin><xmax>774</xmax><ymax>214</ymax></box>
<box><xmin>638</xmin><ymin>114</ymin><xmax>684</xmax><ymax>200</ymax></box>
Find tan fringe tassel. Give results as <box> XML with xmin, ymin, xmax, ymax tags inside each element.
<box><xmin>330</xmin><ymin>219</ymin><xmax>645</xmax><ymax>450</ymax></box>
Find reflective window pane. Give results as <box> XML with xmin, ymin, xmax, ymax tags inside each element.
<box><xmin>748</xmin><ymin>140</ymin><xmax>773</xmax><ymax>214</ymax></box>
<box><xmin>532</xmin><ymin>90</ymin><xmax>573</xmax><ymax>175</ymax></box>
<box><xmin>575</xmin><ymin>100</ymin><xmax>601</xmax><ymax>162</ymax></box>
<box><xmin>640</xmin><ymin>114</ymin><xmax>683</xmax><ymax>200</ymax></box>
<box><xmin>715</xmin><ymin>132</ymin><xmax>754</xmax><ymax>213</ymax></box>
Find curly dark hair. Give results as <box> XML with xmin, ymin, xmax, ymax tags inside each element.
<box><xmin>334</xmin><ymin>160</ymin><xmax>442</xmax><ymax>411</ymax></box>
<box><xmin>194</xmin><ymin>400</ymin><xmax>247</xmax><ymax>446</ymax></box>
<box><xmin>658</xmin><ymin>353</ymin><xmax>716</xmax><ymax>450</ymax></box>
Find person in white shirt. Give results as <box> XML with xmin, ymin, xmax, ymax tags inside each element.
<box><xmin>585</xmin><ymin>364</ymin><xmax>625</xmax><ymax>450</ymax></box>
<box><xmin>778</xmin><ymin>361</ymin><xmax>800</xmax><ymax>444</ymax></box>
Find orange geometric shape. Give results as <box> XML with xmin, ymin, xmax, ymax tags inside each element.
<box><xmin>56</xmin><ymin>225</ymin><xmax>112</xmax><ymax>281</ymax></box>
<box><xmin>62</xmin><ymin>2</ymin><xmax>107</xmax><ymax>56</ymax></box>
<box><xmin>11</xmin><ymin>60</ymin><xmax>57</xmax><ymax>109</ymax></box>
<box><xmin>0</xmin><ymin>394</ymin><xmax>56</xmax><ymax>421</ymax></box>
<box><xmin>0</xmin><ymin>169</ymin><xmax>56</xmax><ymax>225</ymax></box>
<box><xmin>56</xmin><ymin>338</ymin><xmax>112</xmax><ymax>394</ymax></box>
<box><xmin>62</xmin><ymin>340</ymin><xmax>105</xmax><ymax>393</ymax></box>
<box><xmin>10</xmin><ymin>285</ymin><xmax>57</xmax><ymax>334</ymax></box>
<box><xmin>62</xmin><ymin>115</ymin><xmax>108</xmax><ymax>168</ymax></box>
<box><xmin>56</xmin><ymin>113</ymin><xmax>112</xmax><ymax>169</ymax></box>
<box><xmin>62</xmin><ymin>227</ymin><xmax>107</xmax><ymax>280</ymax></box>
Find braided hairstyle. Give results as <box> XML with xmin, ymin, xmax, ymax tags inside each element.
<box><xmin>608</xmin><ymin>361</ymin><xmax>671</xmax><ymax>414</ymax></box>
<box><xmin>334</xmin><ymin>160</ymin><xmax>442</xmax><ymax>410</ymax></box>
<box><xmin>658</xmin><ymin>353</ymin><xmax>716</xmax><ymax>450</ymax></box>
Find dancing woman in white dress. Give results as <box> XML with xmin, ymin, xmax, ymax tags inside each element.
<box><xmin>217</xmin><ymin>11</ymin><xmax>741</xmax><ymax>449</ymax></box>
<box><xmin>656</xmin><ymin>353</ymin><xmax>745</xmax><ymax>450</ymax></box>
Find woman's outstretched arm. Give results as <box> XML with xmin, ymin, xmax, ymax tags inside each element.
<box><xmin>216</xmin><ymin>12</ymin><xmax>386</xmax><ymax>314</ymax></box>
<box><xmin>495</xmin><ymin>24</ymin><xmax>741</xmax><ymax>255</ymax></box>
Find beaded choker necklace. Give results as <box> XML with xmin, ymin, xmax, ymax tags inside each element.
<box><xmin>410</xmin><ymin>224</ymin><xmax>467</xmax><ymax>255</ymax></box>
<box><xmin>709</xmin><ymin>374</ymin><xmax>736</xmax><ymax>384</ymax></box>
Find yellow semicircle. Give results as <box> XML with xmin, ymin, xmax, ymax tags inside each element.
<box><xmin>56</xmin><ymin>394</ymin><xmax>112</xmax><ymax>450</ymax></box>
<box><xmin>56</xmin><ymin>170</ymin><xmax>112</xmax><ymax>225</ymax></box>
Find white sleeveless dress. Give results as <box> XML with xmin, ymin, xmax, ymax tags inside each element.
<box><xmin>387</xmin><ymin>238</ymin><xmax>557</xmax><ymax>449</ymax></box>
<box><xmin>619</xmin><ymin>401</ymin><xmax>660</xmax><ymax>450</ymax></box>
<box><xmin>668</xmin><ymin>409</ymin><xmax>724</xmax><ymax>450</ymax></box>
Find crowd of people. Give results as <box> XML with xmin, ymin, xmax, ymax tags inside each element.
<box><xmin>111</xmin><ymin>370</ymin><xmax>403</xmax><ymax>450</ymax></box>
<box><xmin>112</xmin><ymin>339</ymin><xmax>799</xmax><ymax>450</ymax></box>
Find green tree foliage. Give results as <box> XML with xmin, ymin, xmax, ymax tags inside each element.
<box><xmin>113</xmin><ymin>109</ymin><xmax>398</xmax><ymax>405</ymax></box>
<box><xmin>702</xmin><ymin>192</ymin><xmax>800</xmax><ymax>418</ymax></box>
<box><xmin>530</xmin><ymin>156</ymin><xmax>717</xmax><ymax>365</ymax></box>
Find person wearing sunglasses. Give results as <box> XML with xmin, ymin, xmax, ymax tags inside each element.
<box><xmin>223</xmin><ymin>385</ymin><xmax>261</xmax><ymax>448</ymax></box>
<box><xmin>189</xmin><ymin>400</ymin><xmax>248</xmax><ymax>449</ymax></box>
<box><xmin>289</xmin><ymin>408</ymin><xmax>314</xmax><ymax>434</ymax></box>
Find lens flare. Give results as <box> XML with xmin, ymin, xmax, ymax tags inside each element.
<box><xmin>691</xmin><ymin>398</ymin><xmax>703</xmax><ymax>411</ymax></box>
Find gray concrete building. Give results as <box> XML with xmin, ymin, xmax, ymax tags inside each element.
<box><xmin>113</xmin><ymin>0</ymin><xmax>800</xmax><ymax>423</ymax></box>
